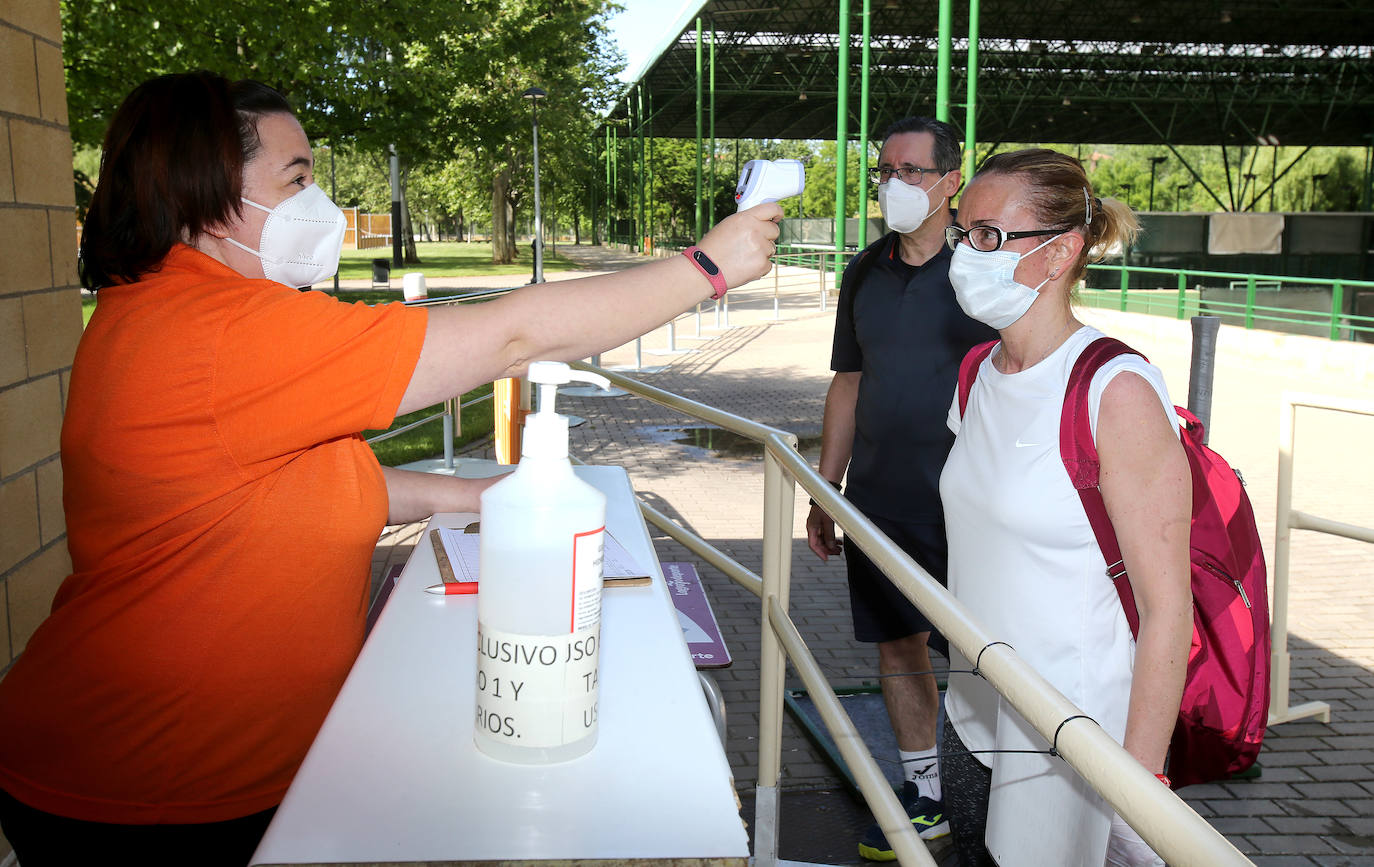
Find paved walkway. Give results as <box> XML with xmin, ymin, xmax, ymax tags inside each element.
<box><xmin>371</xmin><ymin>244</ymin><xmax>1374</xmax><ymax>866</ymax></box>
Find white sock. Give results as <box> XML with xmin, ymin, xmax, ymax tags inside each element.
<box><xmin>900</xmin><ymin>746</ymin><xmax>942</xmax><ymax>802</ymax></box>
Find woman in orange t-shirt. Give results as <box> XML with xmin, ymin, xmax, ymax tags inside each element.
<box><xmin>0</xmin><ymin>70</ymin><xmax>779</xmax><ymax>866</ymax></box>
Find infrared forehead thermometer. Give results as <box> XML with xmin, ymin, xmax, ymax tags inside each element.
<box><xmin>735</xmin><ymin>159</ymin><xmax>805</xmax><ymax>211</ymax></box>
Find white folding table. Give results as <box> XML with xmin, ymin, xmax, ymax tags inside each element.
<box><xmin>251</xmin><ymin>464</ymin><xmax>749</xmax><ymax>866</ymax></box>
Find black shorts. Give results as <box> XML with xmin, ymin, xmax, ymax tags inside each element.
<box><xmin>844</xmin><ymin>513</ymin><xmax>948</xmax><ymax>652</ymax></box>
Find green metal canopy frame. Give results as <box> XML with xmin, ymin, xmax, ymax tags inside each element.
<box><xmin>600</xmin><ymin>0</ymin><xmax>1374</xmax><ymax>255</ymax></box>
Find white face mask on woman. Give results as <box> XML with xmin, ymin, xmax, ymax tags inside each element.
<box><xmin>947</xmin><ymin>233</ymin><xmax>1064</xmax><ymax>329</ymax></box>
<box><xmin>225</xmin><ymin>184</ymin><xmax>347</xmax><ymax>288</ymax></box>
<box><xmin>877</xmin><ymin>173</ymin><xmax>948</xmax><ymax>234</ymax></box>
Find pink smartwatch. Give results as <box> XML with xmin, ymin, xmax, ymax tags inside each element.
<box><xmin>682</xmin><ymin>246</ymin><xmax>728</xmax><ymax>300</ymax></box>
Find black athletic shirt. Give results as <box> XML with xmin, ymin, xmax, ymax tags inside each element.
<box><xmin>831</xmin><ymin>231</ymin><xmax>998</xmax><ymax>522</ymax></box>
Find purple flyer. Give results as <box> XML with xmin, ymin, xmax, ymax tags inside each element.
<box><xmin>662</xmin><ymin>562</ymin><xmax>732</xmax><ymax>669</ymax></box>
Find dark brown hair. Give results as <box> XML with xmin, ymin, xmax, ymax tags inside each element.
<box><xmin>881</xmin><ymin>116</ymin><xmax>962</xmax><ymax>174</ymax></box>
<box><xmin>79</xmin><ymin>71</ymin><xmax>294</xmax><ymax>289</ymax></box>
<box><xmin>976</xmin><ymin>148</ymin><xmax>1140</xmax><ymax>284</ymax></box>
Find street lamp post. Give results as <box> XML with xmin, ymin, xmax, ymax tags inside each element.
<box><xmin>1118</xmin><ymin>184</ymin><xmax>1133</xmax><ymax>209</ymax></box>
<box><xmin>523</xmin><ymin>86</ymin><xmax>547</xmax><ymax>283</ymax></box>
<box><xmin>1176</xmin><ymin>184</ymin><xmax>1189</xmax><ymax>212</ymax></box>
<box><xmin>390</xmin><ymin>144</ymin><xmax>402</xmax><ymax>269</ymax></box>
<box><xmin>1309</xmin><ymin>173</ymin><xmax>1328</xmax><ymax>211</ymax></box>
<box><xmin>1147</xmin><ymin>156</ymin><xmax>1167</xmax><ymax>210</ymax></box>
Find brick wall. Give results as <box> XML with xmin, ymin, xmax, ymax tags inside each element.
<box><xmin>0</xmin><ymin>0</ymin><xmax>80</xmax><ymax>854</ymax></box>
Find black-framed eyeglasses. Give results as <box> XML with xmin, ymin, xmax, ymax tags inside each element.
<box><xmin>944</xmin><ymin>224</ymin><xmax>1064</xmax><ymax>253</ymax></box>
<box><xmin>867</xmin><ymin>166</ymin><xmax>939</xmax><ymax>185</ymax></box>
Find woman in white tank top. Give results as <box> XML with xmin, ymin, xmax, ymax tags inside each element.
<box><xmin>936</xmin><ymin>150</ymin><xmax>1193</xmax><ymax>867</ymax></box>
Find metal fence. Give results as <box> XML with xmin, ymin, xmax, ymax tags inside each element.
<box><xmin>771</xmin><ymin>249</ymin><xmax>1374</xmax><ymax>343</ymax></box>
<box><xmin>1270</xmin><ymin>393</ymin><xmax>1374</xmax><ymax>728</ymax></box>
<box><xmin>1082</xmin><ymin>264</ymin><xmax>1374</xmax><ymax>342</ymax></box>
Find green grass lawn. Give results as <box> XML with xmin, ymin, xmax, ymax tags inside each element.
<box><xmin>338</xmin><ymin>240</ymin><xmax>577</xmax><ymax>281</ymax></box>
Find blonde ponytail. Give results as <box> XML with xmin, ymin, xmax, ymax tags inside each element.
<box><xmin>1084</xmin><ymin>196</ymin><xmax>1140</xmax><ymax>268</ymax></box>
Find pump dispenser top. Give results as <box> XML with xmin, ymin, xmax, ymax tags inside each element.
<box><xmin>522</xmin><ymin>361</ymin><xmax>612</xmax><ymax>460</ymax></box>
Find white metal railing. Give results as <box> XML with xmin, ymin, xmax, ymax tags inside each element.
<box><xmin>1270</xmin><ymin>392</ymin><xmax>1374</xmax><ymax>726</ymax></box>
<box><xmin>569</xmin><ymin>360</ymin><xmax>1252</xmax><ymax>867</ymax></box>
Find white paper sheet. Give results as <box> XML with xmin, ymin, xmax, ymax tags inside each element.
<box><xmin>434</xmin><ymin>526</ymin><xmax>651</xmax><ymax>583</ymax></box>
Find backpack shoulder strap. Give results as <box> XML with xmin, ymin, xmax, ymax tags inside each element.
<box><xmin>1059</xmin><ymin>336</ymin><xmax>1146</xmax><ymax>636</ymax></box>
<box><xmin>1060</xmin><ymin>337</ymin><xmax>1139</xmax><ymax>488</ymax></box>
<box><xmin>956</xmin><ymin>340</ymin><xmax>999</xmax><ymax>417</ymax></box>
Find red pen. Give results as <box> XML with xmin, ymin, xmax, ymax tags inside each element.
<box><xmin>424</xmin><ymin>582</ymin><xmax>478</xmax><ymax>596</ymax></box>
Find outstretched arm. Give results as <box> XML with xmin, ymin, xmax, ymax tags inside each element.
<box><xmin>396</xmin><ymin>205</ymin><xmax>781</xmax><ymax>416</ymax></box>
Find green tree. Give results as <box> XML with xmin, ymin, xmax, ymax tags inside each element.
<box><xmin>801</xmin><ymin>140</ymin><xmax>864</xmax><ymax>220</ymax></box>
<box><xmin>314</xmin><ymin>146</ymin><xmax>391</xmax><ymax>213</ymax></box>
<box><xmin>59</xmin><ymin>0</ymin><xmax>491</xmax><ymax>149</ymax></box>
<box><xmin>61</xmin><ymin>0</ymin><xmax>620</xmax><ymax>264</ymax></box>
<box><xmin>401</xmin><ymin>0</ymin><xmax>621</xmax><ymax>263</ymax></box>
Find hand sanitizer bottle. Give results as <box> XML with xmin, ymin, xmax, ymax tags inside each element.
<box><xmin>474</xmin><ymin>361</ymin><xmax>611</xmax><ymax>763</ymax></box>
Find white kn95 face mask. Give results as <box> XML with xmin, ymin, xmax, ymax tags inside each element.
<box><xmin>877</xmin><ymin>172</ymin><xmax>948</xmax><ymax>234</ymax></box>
<box><xmin>225</xmin><ymin>184</ymin><xmax>347</xmax><ymax>288</ymax></box>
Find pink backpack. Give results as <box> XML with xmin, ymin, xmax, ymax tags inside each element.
<box><xmin>957</xmin><ymin>337</ymin><xmax>1270</xmax><ymax>789</ymax></box>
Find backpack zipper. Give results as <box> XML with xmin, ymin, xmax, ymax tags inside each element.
<box><xmin>1233</xmin><ymin>580</ymin><xmax>1251</xmax><ymax>609</ymax></box>
<box><xmin>1202</xmin><ymin>560</ymin><xmax>1252</xmax><ymax>609</ymax></box>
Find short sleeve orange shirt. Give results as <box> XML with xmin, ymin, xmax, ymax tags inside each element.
<box><xmin>0</xmin><ymin>245</ymin><xmax>429</xmax><ymax>824</ymax></box>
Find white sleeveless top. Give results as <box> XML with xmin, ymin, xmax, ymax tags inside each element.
<box><xmin>939</xmin><ymin>326</ymin><xmax>1178</xmax><ymax>866</ymax></box>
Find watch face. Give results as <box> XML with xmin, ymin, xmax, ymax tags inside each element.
<box><xmin>692</xmin><ymin>249</ymin><xmax>720</xmax><ymax>276</ymax></box>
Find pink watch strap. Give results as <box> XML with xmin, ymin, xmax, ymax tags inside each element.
<box><xmin>683</xmin><ymin>246</ymin><xmax>728</xmax><ymax>300</ymax></box>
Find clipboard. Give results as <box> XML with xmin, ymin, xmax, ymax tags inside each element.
<box><xmin>430</xmin><ymin>526</ymin><xmax>652</xmax><ymax>588</ymax></box>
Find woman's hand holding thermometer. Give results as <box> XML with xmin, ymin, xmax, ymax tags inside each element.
<box><xmin>683</xmin><ymin>163</ymin><xmax>794</xmax><ymax>295</ymax></box>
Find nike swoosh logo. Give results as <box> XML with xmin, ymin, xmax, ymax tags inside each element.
<box><xmin>1014</xmin><ymin>439</ymin><xmax>1039</xmax><ymax>448</ymax></box>
<box><xmin>914</xmin><ymin>762</ymin><xmax>937</xmax><ymax>776</ymax></box>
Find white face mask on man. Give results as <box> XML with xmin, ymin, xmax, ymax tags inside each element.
<box><xmin>947</xmin><ymin>233</ymin><xmax>1064</xmax><ymax>330</ymax></box>
<box><xmin>224</xmin><ymin>184</ymin><xmax>347</xmax><ymax>288</ymax></box>
<box><xmin>877</xmin><ymin>172</ymin><xmax>949</xmax><ymax>234</ymax></box>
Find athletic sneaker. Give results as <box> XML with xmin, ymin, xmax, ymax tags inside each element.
<box><xmin>857</xmin><ymin>781</ymin><xmax>950</xmax><ymax>861</ymax></box>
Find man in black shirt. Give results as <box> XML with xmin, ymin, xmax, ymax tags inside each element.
<box><xmin>806</xmin><ymin>117</ymin><xmax>997</xmax><ymax>861</ymax></box>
